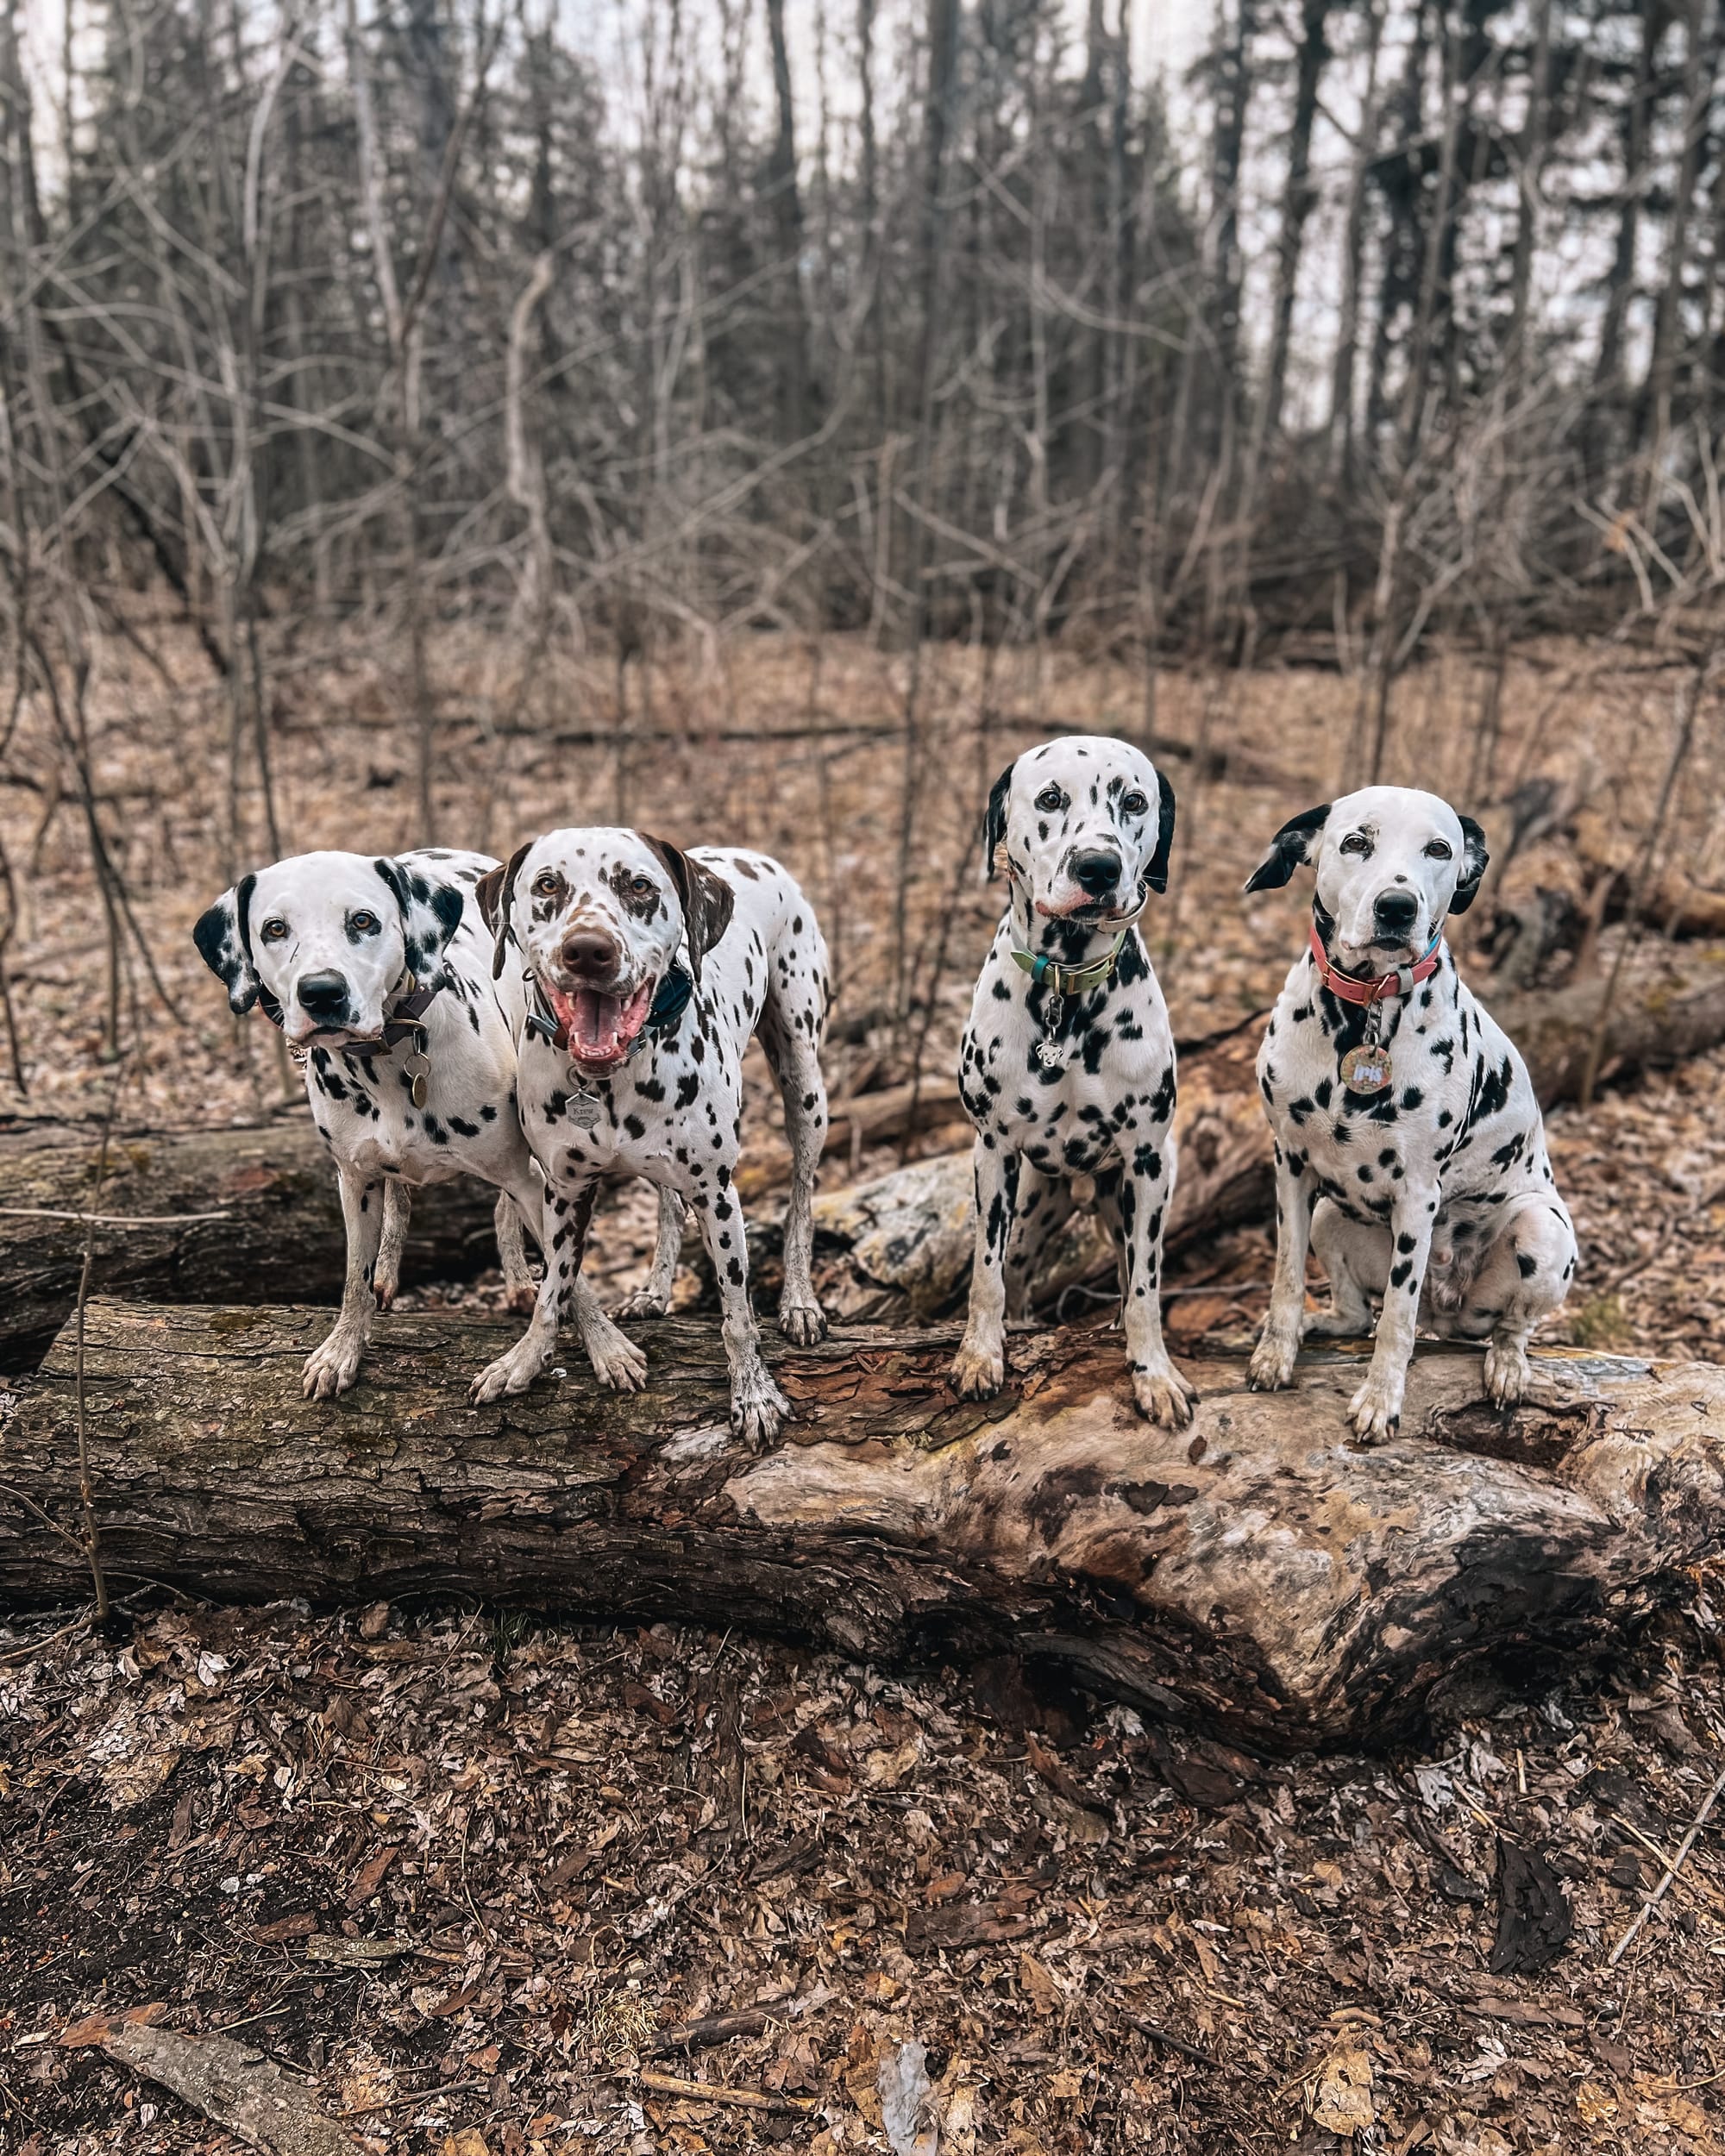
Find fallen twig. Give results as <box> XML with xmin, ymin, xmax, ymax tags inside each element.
<box><xmin>633</xmin><ymin>2069</ymin><xmax>816</xmax><ymax>2115</ymax></box>
<box><xmin>1123</xmin><ymin>2015</ymin><xmax>1220</xmax><ymax>2069</ymax></box>
<box><xmin>643</xmin><ymin>1991</ymin><xmax>796</xmax><ymax>2056</ymax></box>
<box><xmin>1608</xmin><ymin>1764</ymin><xmax>1725</xmax><ymax>1967</ymax></box>
<box><xmin>0</xmin><ymin>1205</ymin><xmax>234</xmax><ymax>1225</ymax></box>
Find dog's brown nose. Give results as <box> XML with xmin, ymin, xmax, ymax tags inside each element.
<box><xmin>561</xmin><ymin>928</ymin><xmax>619</xmax><ymax>977</ymax></box>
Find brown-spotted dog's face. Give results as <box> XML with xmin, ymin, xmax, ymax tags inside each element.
<box><xmin>192</xmin><ymin>851</ymin><xmax>461</xmax><ymax>1049</ymax></box>
<box><xmin>505</xmin><ymin>828</ymin><xmax>687</xmax><ymax>1069</ymax></box>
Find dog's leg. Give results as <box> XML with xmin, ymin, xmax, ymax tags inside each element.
<box><xmin>373</xmin><ymin>1180</ymin><xmax>411</xmax><ymax>1312</ymax></box>
<box><xmin>762</xmin><ymin>1015</ymin><xmax>830</xmax><ymax>1347</ymax></box>
<box><xmin>1304</xmin><ymin>1200</ymin><xmax>1381</xmax><ymax>1338</ymax></box>
<box><xmin>1345</xmin><ymin>1175</ymin><xmax>1441</xmax><ymax>1443</ymax></box>
<box><xmin>613</xmin><ymin>1186</ymin><xmax>686</xmax><ymax>1320</ymax></box>
<box><xmin>690</xmin><ymin>1181</ymin><xmax>788</xmax><ymax>1445</ymax></box>
<box><xmin>494</xmin><ymin>1192</ymin><xmax>539</xmax><ymax>1315</ymax></box>
<box><xmin>1116</xmin><ymin>1150</ymin><xmax>1197</xmax><ymax>1427</ymax></box>
<box><xmin>1249</xmin><ymin>1146</ymin><xmax>1317</xmax><ymax>1390</ymax></box>
<box><xmin>1442</xmin><ymin>1194</ymin><xmax>1578</xmax><ymax>1407</ymax></box>
<box><xmin>951</xmin><ymin>1137</ymin><xmax>1021</xmax><ymax>1400</ymax></box>
<box><xmin>1005</xmin><ymin>1168</ymin><xmax>1074</xmax><ymax>1324</ymax></box>
<box><xmin>470</xmin><ymin>1181</ymin><xmax>603</xmax><ymax>1401</ymax></box>
<box><xmin>304</xmin><ymin>1165</ymin><xmax>386</xmax><ymax>1399</ymax></box>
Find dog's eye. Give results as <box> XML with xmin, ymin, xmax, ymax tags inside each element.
<box><xmin>1424</xmin><ymin>838</ymin><xmax>1453</xmax><ymax>861</ymax></box>
<box><xmin>260</xmin><ymin>918</ymin><xmax>289</xmax><ymax>943</ymax></box>
<box><xmin>1339</xmin><ymin>832</ymin><xmax>1371</xmax><ymax>856</ymax></box>
<box><xmin>1121</xmin><ymin>789</ymin><xmax>1148</xmax><ymax>815</ymax></box>
<box><xmin>349</xmin><ymin>911</ymin><xmax>380</xmax><ymax>936</ymax></box>
<box><xmin>630</xmin><ymin>874</ymin><xmax>656</xmax><ymax>898</ymax></box>
<box><xmin>532</xmin><ymin>871</ymin><xmax>561</xmax><ymax>897</ymax></box>
<box><xmin>1035</xmin><ymin>786</ymin><xmax>1064</xmax><ymax>812</ymax></box>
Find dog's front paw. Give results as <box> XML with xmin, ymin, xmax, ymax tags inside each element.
<box><xmin>731</xmin><ymin>1369</ymin><xmax>791</xmax><ymax>1447</ymax></box>
<box><xmin>584</xmin><ymin>1317</ymin><xmax>648</xmax><ymax>1393</ymax></box>
<box><xmin>373</xmin><ymin>1273</ymin><xmax>398</xmax><ymax>1313</ymax></box>
<box><xmin>950</xmin><ymin>1337</ymin><xmax>1006</xmax><ymax>1401</ymax></box>
<box><xmin>612</xmin><ymin>1287</ymin><xmax>670</xmax><ymax>1322</ymax></box>
<box><xmin>1346</xmin><ymin>1371</ymin><xmax>1403</xmax><ymax>1445</ymax></box>
<box><xmin>1247</xmin><ymin>1330</ymin><xmax>1299</xmax><ymax>1391</ymax></box>
<box><xmin>778</xmin><ymin>1296</ymin><xmax>827</xmax><ymax>1348</ymax></box>
<box><xmin>503</xmin><ymin>1278</ymin><xmax>540</xmax><ymax>1316</ymax></box>
<box><xmin>1132</xmin><ymin>1363</ymin><xmax>1197</xmax><ymax>1429</ymax></box>
<box><xmin>304</xmin><ymin>1332</ymin><xmax>365</xmax><ymax>1400</ymax></box>
<box><xmin>1484</xmin><ymin>1337</ymin><xmax>1529</xmax><ymax>1408</ymax></box>
<box><xmin>469</xmin><ymin>1338</ymin><xmax>551</xmax><ymax>1403</ymax></box>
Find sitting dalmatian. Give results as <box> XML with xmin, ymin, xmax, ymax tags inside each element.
<box><xmin>950</xmin><ymin>735</ymin><xmax>1195</xmax><ymax>1428</ymax></box>
<box><xmin>469</xmin><ymin>829</ymin><xmax>830</xmax><ymax>1443</ymax></box>
<box><xmin>1244</xmin><ymin>786</ymin><xmax>1578</xmax><ymax>1441</ymax></box>
<box><xmin>193</xmin><ymin>848</ymin><xmax>673</xmax><ymax>1399</ymax></box>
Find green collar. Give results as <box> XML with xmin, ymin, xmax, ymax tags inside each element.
<box><xmin>1009</xmin><ymin>930</ymin><xmax>1131</xmax><ymax>997</ymax></box>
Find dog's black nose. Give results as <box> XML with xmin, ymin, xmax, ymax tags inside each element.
<box><xmin>1070</xmin><ymin>848</ymin><xmax>1122</xmax><ymax>899</ymax></box>
<box><xmin>296</xmin><ymin>970</ymin><xmax>350</xmax><ymax>1020</ymax></box>
<box><xmin>1374</xmin><ymin>889</ymin><xmax>1419</xmax><ymax>934</ymax></box>
<box><xmin>561</xmin><ymin>929</ymin><xmax>620</xmax><ymax>977</ymax></box>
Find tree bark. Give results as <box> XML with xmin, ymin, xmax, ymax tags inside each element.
<box><xmin>5</xmin><ymin>1302</ymin><xmax>1722</xmax><ymax>1752</ymax></box>
<box><xmin>0</xmin><ymin>1118</ymin><xmax>499</xmax><ymax>1370</ymax></box>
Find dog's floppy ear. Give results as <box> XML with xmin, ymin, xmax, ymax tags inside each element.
<box><xmin>1244</xmin><ymin>803</ymin><xmax>1331</xmax><ymax>893</ymax></box>
<box><xmin>1449</xmin><ymin>815</ymin><xmax>1490</xmax><ymax>916</ymax></box>
<box><xmin>643</xmin><ymin>836</ymin><xmax>736</xmax><ymax>985</ymax></box>
<box><xmin>474</xmin><ymin>842</ymin><xmax>533</xmax><ymax>981</ymax></box>
<box><xmin>1145</xmin><ymin>769</ymin><xmax>1177</xmax><ymax>896</ymax></box>
<box><xmin>374</xmin><ymin>856</ymin><xmax>464</xmax><ymax>983</ymax></box>
<box><xmin>982</xmin><ymin>761</ymin><xmax>1015</xmax><ymax>881</ymax></box>
<box><xmin>192</xmin><ymin>874</ymin><xmax>260</xmax><ymax>1015</ymax></box>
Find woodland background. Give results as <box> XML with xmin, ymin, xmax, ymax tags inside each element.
<box><xmin>7</xmin><ymin>1</ymin><xmax>1725</xmax><ymax>2152</ymax></box>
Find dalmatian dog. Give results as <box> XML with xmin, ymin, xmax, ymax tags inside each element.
<box><xmin>950</xmin><ymin>736</ymin><xmax>1195</xmax><ymax>1428</ymax></box>
<box><xmin>194</xmin><ymin>849</ymin><xmax>673</xmax><ymax>1400</ymax></box>
<box><xmin>1244</xmin><ymin>786</ymin><xmax>1578</xmax><ymax>1441</ymax></box>
<box><xmin>469</xmin><ymin>830</ymin><xmax>831</xmax><ymax>1444</ymax></box>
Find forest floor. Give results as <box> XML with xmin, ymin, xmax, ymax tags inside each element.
<box><xmin>4</xmin><ymin>623</ymin><xmax>1725</xmax><ymax>2151</ymax></box>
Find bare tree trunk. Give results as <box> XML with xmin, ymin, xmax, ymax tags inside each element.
<box><xmin>763</xmin><ymin>0</ymin><xmax>813</xmax><ymax>450</ymax></box>
<box><xmin>1258</xmin><ymin>0</ymin><xmax>1331</xmax><ymax>454</ymax></box>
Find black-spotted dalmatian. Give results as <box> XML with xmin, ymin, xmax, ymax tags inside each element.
<box><xmin>1244</xmin><ymin>784</ymin><xmax>1578</xmax><ymax>1441</ymax></box>
<box><xmin>470</xmin><ymin>829</ymin><xmax>831</xmax><ymax>1443</ymax></box>
<box><xmin>950</xmin><ymin>736</ymin><xmax>1196</xmax><ymax>1427</ymax></box>
<box><xmin>193</xmin><ymin>848</ymin><xmax>672</xmax><ymax>1400</ymax></box>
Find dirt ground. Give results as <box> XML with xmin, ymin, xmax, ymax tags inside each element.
<box><xmin>4</xmin><ymin>624</ymin><xmax>1725</xmax><ymax>2150</ymax></box>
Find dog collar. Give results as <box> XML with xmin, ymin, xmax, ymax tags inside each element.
<box><xmin>524</xmin><ymin>962</ymin><xmax>694</xmax><ymax>1062</ymax></box>
<box><xmin>1010</xmin><ymin>931</ymin><xmax>1131</xmax><ymax>998</ymax></box>
<box><xmin>1307</xmin><ymin>924</ymin><xmax>1443</xmax><ymax>1006</ymax></box>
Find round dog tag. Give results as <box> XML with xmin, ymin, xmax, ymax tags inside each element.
<box><xmin>403</xmin><ymin>1050</ymin><xmax>430</xmax><ymax>1109</ymax></box>
<box><xmin>1339</xmin><ymin>1044</ymin><xmax>1393</xmax><ymax>1095</ymax></box>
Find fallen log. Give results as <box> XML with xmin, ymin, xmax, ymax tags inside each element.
<box><xmin>807</xmin><ymin>942</ymin><xmax>1725</xmax><ymax>1322</ymax></box>
<box><xmin>5</xmin><ymin>1300</ymin><xmax>1722</xmax><ymax>1750</ymax></box>
<box><xmin>0</xmin><ymin>1117</ymin><xmax>502</xmax><ymax>1373</ymax></box>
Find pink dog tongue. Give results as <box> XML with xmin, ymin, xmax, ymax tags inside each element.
<box><xmin>548</xmin><ymin>981</ymin><xmax>652</xmax><ymax>1063</ymax></box>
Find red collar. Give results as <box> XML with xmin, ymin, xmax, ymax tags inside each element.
<box><xmin>1308</xmin><ymin>923</ymin><xmax>1444</xmax><ymax>1006</ymax></box>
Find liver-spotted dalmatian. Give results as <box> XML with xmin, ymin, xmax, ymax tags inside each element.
<box><xmin>471</xmin><ymin>829</ymin><xmax>830</xmax><ymax>1444</ymax></box>
<box><xmin>1244</xmin><ymin>785</ymin><xmax>1578</xmax><ymax>1442</ymax></box>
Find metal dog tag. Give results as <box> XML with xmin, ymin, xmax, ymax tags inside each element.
<box><xmin>566</xmin><ymin>1085</ymin><xmax>603</xmax><ymax>1130</ymax></box>
<box><xmin>1035</xmin><ymin>1038</ymin><xmax>1064</xmax><ymax>1070</ymax></box>
<box><xmin>1339</xmin><ymin>1044</ymin><xmax>1393</xmax><ymax>1095</ymax></box>
<box><xmin>403</xmin><ymin>1050</ymin><xmax>430</xmax><ymax>1109</ymax></box>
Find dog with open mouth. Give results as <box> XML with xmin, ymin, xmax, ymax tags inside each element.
<box><xmin>1244</xmin><ymin>785</ymin><xmax>1578</xmax><ymax>1442</ymax></box>
<box><xmin>471</xmin><ymin>827</ymin><xmax>831</xmax><ymax>1443</ymax></box>
<box><xmin>950</xmin><ymin>735</ymin><xmax>1195</xmax><ymax>1428</ymax></box>
<box><xmin>193</xmin><ymin>848</ymin><xmax>675</xmax><ymax>1399</ymax></box>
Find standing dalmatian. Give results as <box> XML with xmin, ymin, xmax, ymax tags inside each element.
<box><xmin>193</xmin><ymin>849</ymin><xmax>668</xmax><ymax>1400</ymax></box>
<box><xmin>950</xmin><ymin>736</ymin><xmax>1195</xmax><ymax>1428</ymax></box>
<box><xmin>1244</xmin><ymin>785</ymin><xmax>1578</xmax><ymax>1441</ymax></box>
<box><xmin>470</xmin><ymin>829</ymin><xmax>830</xmax><ymax>1444</ymax></box>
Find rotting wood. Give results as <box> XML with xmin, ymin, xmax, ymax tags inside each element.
<box><xmin>60</xmin><ymin>2016</ymin><xmax>354</xmax><ymax>2155</ymax></box>
<box><xmin>5</xmin><ymin>1301</ymin><xmax>1723</xmax><ymax>1752</ymax></box>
